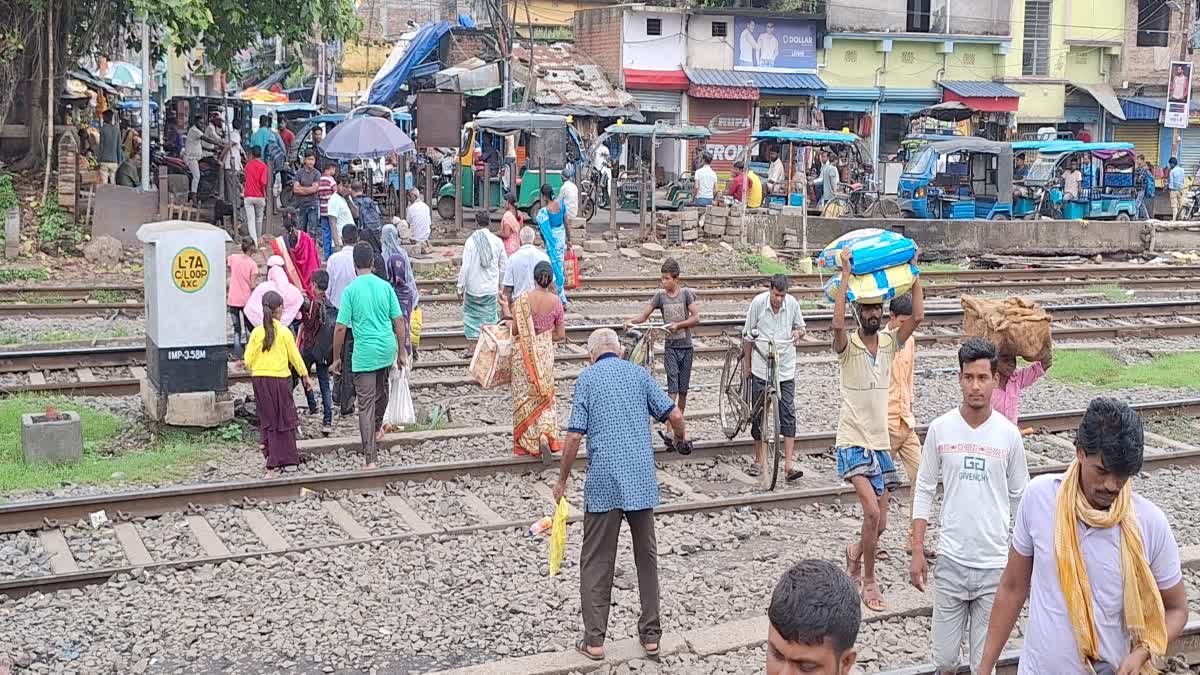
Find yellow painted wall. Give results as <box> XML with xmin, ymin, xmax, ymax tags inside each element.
<box><xmin>341</xmin><ymin>43</ymin><xmax>391</xmax><ymax>77</ymax></box>
<box><xmin>1011</xmin><ymin>82</ymin><xmax>1066</xmax><ymax>120</ymax></box>
<box><xmin>820</xmin><ymin>39</ymin><xmax>885</xmax><ymax>88</ymax></box>
<box><xmin>885</xmin><ymin>42</ymin><xmax>940</xmax><ymax>88</ymax></box>
<box><xmin>941</xmin><ymin>43</ymin><xmax>1006</xmax><ymax>81</ymax></box>
<box><xmin>1065</xmin><ymin>0</ymin><xmax>1125</xmax><ymax>42</ymax></box>
<box><xmin>1063</xmin><ymin>46</ymin><xmax>1105</xmax><ymax>83</ymax></box>
<box><xmin>507</xmin><ymin>0</ymin><xmax>610</xmax><ymax>26</ymax></box>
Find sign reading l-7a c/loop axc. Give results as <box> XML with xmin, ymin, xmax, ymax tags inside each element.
<box><xmin>171</xmin><ymin>246</ymin><xmax>210</xmax><ymax>293</ymax></box>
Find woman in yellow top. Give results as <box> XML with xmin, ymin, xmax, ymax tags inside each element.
<box><xmin>244</xmin><ymin>291</ymin><xmax>311</xmax><ymax>478</ymax></box>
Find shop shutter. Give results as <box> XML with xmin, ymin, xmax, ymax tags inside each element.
<box><xmin>630</xmin><ymin>90</ymin><xmax>681</xmax><ymax>114</ymax></box>
<box><xmin>687</xmin><ymin>96</ymin><xmax>753</xmax><ymax>175</ymax></box>
<box><xmin>1179</xmin><ymin>126</ymin><xmax>1200</xmax><ymax>174</ymax></box>
<box><xmin>1113</xmin><ymin>124</ymin><xmax>1161</xmax><ymax>165</ymax></box>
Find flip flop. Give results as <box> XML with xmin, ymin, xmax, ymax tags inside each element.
<box><xmin>575</xmin><ymin>639</ymin><xmax>604</xmax><ymax>661</ymax></box>
<box><xmin>641</xmin><ymin>641</ymin><xmax>660</xmax><ymax>657</ymax></box>
<box><xmin>861</xmin><ymin>580</ymin><xmax>886</xmax><ymax>612</ymax></box>
<box><xmin>785</xmin><ymin>468</ymin><xmax>804</xmax><ymax>482</ymax></box>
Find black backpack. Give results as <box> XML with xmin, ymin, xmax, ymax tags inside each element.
<box><xmin>310</xmin><ymin>298</ymin><xmax>338</xmax><ymax>366</ymax></box>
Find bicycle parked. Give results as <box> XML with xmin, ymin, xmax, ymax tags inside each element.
<box><xmin>718</xmin><ymin>330</ymin><xmax>797</xmax><ymax>490</ymax></box>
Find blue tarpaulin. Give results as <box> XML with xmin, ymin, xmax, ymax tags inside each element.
<box><xmin>367</xmin><ymin>21</ymin><xmax>455</xmax><ymax>107</ymax></box>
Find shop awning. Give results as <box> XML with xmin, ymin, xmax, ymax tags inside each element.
<box><xmin>624</xmin><ymin>68</ymin><xmax>689</xmax><ymax>91</ymax></box>
<box><xmin>937</xmin><ymin>80</ymin><xmax>1021</xmax><ymax>113</ymax></box>
<box><xmin>685</xmin><ymin>68</ymin><xmax>826</xmax><ymax>96</ymax></box>
<box><xmin>1118</xmin><ymin>96</ymin><xmax>1166</xmax><ymax>121</ymax></box>
<box><xmin>1070</xmin><ymin>83</ymin><xmax>1126</xmax><ymax>121</ymax></box>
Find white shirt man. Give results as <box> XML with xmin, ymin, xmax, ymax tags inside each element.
<box><xmin>327</xmin><ymin>191</ymin><xmax>355</xmax><ymax>247</ymax></box>
<box><xmin>503</xmin><ymin>227</ymin><xmax>552</xmax><ymax>299</ymax></box>
<box><xmin>559</xmin><ymin>178</ymin><xmax>579</xmax><ymax>220</ymax></box>
<box><xmin>738</xmin><ymin>23</ymin><xmax>759</xmax><ymax>65</ymax></box>
<box><xmin>326</xmin><ymin>241</ymin><xmax>357</xmax><ymax>309</ymax></box>
<box><xmin>458</xmin><ymin>225</ymin><xmax>509</xmax><ymax>298</ymax></box>
<box><xmin>911</xmin><ymin>339</ymin><xmax>1029</xmax><ymax>675</ymax></box>
<box><xmin>694</xmin><ymin>162</ymin><xmax>718</xmax><ymax>201</ymax></box>
<box><xmin>758</xmin><ymin>27</ymin><xmax>779</xmax><ymax>66</ymax></box>
<box><xmin>407</xmin><ymin>193</ymin><xmax>432</xmax><ymax>242</ymax></box>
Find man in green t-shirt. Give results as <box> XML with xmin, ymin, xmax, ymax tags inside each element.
<box><xmin>332</xmin><ymin>242</ymin><xmax>407</xmax><ymax>469</ymax></box>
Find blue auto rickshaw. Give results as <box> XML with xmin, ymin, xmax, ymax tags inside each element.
<box><xmin>1015</xmin><ymin>141</ymin><xmax>1139</xmax><ymax>220</ymax></box>
<box><xmin>897</xmin><ymin>138</ymin><xmax>1014</xmax><ymax>219</ymax></box>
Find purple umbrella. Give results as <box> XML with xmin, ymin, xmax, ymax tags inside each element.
<box><xmin>318</xmin><ymin>116</ymin><xmax>415</xmax><ymax>160</ymax></box>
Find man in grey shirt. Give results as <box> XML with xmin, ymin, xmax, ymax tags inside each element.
<box><xmin>819</xmin><ymin>151</ymin><xmax>841</xmax><ymax>208</ymax></box>
<box><xmin>98</xmin><ymin>111</ymin><xmax>123</xmax><ymax>184</ymax></box>
<box><xmin>626</xmin><ymin>258</ymin><xmax>700</xmax><ymax>413</ymax></box>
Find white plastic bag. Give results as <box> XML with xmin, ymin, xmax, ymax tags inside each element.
<box><xmin>383</xmin><ymin>359</ymin><xmax>416</xmax><ymax>428</ymax></box>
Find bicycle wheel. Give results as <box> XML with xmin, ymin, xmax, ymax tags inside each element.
<box><xmin>761</xmin><ymin>392</ymin><xmax>781</xmax><ymax>489</ymax></box>
<box><xmin>718</xmin><ymin>346</ymin><xmax>748</xmax><ymax>440</ymax></box>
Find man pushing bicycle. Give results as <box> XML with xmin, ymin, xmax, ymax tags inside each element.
<box><xmin>742</xmin><ymin>274</ymin><xmax>807</xmax><ymax>482</ymax></box>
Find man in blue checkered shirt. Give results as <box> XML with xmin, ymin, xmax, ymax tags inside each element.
<box><xmin>554</xmin><ymin>328</ymin><xmax>689</xmax><ymax>661</ymax></box>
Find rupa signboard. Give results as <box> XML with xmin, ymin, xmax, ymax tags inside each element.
<box><xmin>1166</xmin><ymin>61</ymin><xmax>1193</xmax><ymax>130</ymax></box>
<box><xmin>733</xmin><ymin>18</ymin><xmax>817</xmax><ymax>71</ymax></box>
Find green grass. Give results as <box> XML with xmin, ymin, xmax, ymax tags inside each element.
<box><xmin>0</xmin><ymin>267</ymin><xmax>49</xmax><ymax>285</ymax></box>
<box><xmin>1086</xmin><ymin>284</ymin><xmax>1132</xmax><ymax>303</ymax></box>
<box><xmin>0</xmin><ymin>395</ymin><xmax>230</xmax><ymax>494</ymax></box>
<box><xmin>1049</xmin><ymin>350</ymin><xmax>1200</xmax><ymax>390</ymax></box>
<box><xmin>91</xmin><ymin>289</ymin><xmax>133</xmax><ymax>303</ymax></box>
<box><xmin>415</xmin><ymin>264</ymin><xmax>453</xmax><ymax>280</ymax></box>
<box><xmin>742</xmin><ymin>254</ymin><xmax>790</xmax><ymax>276</ymax></box>
<box><xmin>0</xmin><ymin>325</ymin><xmax>134</xmax><ymax>346</ymax></box>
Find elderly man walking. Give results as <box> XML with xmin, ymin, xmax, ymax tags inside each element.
<box><xmin>458</xmin><ymin>211</ymin><xmax>508</xmax><ymax>354</ymax></box>
<box><xmin>554</xmin><ymin>328</ymin><xmax>690</xmax><ymax>662</ymax></box>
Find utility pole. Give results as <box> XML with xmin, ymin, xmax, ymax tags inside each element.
<box><xmin>1174</xmin><ymin>1</ymin><xmax>1192</xmax><ymax>158</ymax></box>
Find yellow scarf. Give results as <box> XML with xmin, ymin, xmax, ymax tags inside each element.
<box><xmin>1054</xmin><ymin>461</ymin><xmax>1166</xmax><ymax>674</ymax></box>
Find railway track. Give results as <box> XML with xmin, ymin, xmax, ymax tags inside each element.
<box><xmin>3</xmin><ymin>265</ymin><xmax>1200</xmax><ymax>314</ymax></box>
<box><xmin>1</xmin><ymin>398</ymin><xmax>1197</xmax><ymax>599</ymax></box>
<box><xmin>3</xmin><ymin>300</ymin><xmax>1200</xmax><ymax>396</ymax></box>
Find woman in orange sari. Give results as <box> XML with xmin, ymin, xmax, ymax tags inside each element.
<box><xmin>510</xmin><ymin>261</ymin><xmax>565</xmax><ymax>456</ymax></box>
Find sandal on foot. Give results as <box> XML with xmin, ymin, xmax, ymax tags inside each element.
<box><xmin>641</xmin><ymin>641</ymin><xmax>660</xmax><ymax>657</ymax></box>
<box><xmin>746</xmin><ymin>463</ymin><xmax>763</xmax><ymax>477</ymax></box>
<box><xmin>574</xmin><ymin>639</ymin><xmax>604</xmax><ymax>661</ymax></box>
<box><xmin>861</xmin><ymin>580</ymin><xmax>886</xmax><ymax>612</ymax></box>
<box><xmin>785</xmin><ymin>468</ymin><xmax>804</xmax><ymax>482</ymax></box>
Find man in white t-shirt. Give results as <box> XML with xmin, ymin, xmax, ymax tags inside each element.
<box><xmin>692</xmin><ymin>152</ymin><xmax>718</xmax><ymax>206</ymax></box>
<box><xmin>758</xmin><ymin>23</ymin><xmax>779</xmax><ymax>66</ymax></box>
<box><xmin>738</xmin><ymin>20</ymin><xmax>759</xmax><ymax>66</ymax></box>
<box><xmin>406</xmin><ymin>188</ymin><xmax>432</xmax><ymax>243</ymax></box>
<box><xmin>559</xmin><ymin>163</ymin><xmax>580</xmax><ymax>220</ymax></box>
<box><xmin>910</xmin><ymin>337</ymin><xmax>1029</xmax><ymax>675</ymax></box>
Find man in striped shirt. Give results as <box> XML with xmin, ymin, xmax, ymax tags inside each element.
<box><xmin>317</xmin><ymin>164</ymin><xmax>339</xmax><ymax>257</ymax></box>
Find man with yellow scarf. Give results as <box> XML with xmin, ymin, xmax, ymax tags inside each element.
<box><xmin>978</xmin><ymin>398</ymin><xmax>1188</xmax><ymax>675</ymax></box>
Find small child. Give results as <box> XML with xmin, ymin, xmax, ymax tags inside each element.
<box><xmin>226</xmin><ymin>237</ymin><xmax>259</xmax><ymax>360</ymax></box>
<box><xmin>245</xmin><ymin>291</ymin><xmax>311</xmax><ymax>479</ymax></box>
<box><xmin>299</xmin><ymin>270</ymin><xmax>337</xmax><ymax>436</ymax></box>
<box><xmin>993</xmin><ymin>348</ymin><xmax>1053</xmax><ymax>426</ymax></box>
<box><xmin>625</xmin><ymin>258</ymin><xmax>700</xmax><ymax>413</ymax></box>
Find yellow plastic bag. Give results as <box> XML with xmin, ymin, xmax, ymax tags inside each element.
<box><xmin>549</xmin><ymin>496</ymin><xmax>569</xmax><ymax>576</ymax></box>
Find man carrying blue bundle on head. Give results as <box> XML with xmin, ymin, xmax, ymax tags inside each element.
<box><xmin>832</xmin><ymin>245</ymin><xmax>923</xmax><ymax>614</ymax></box>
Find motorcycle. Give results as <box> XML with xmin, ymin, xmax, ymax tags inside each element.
<box><xmin>1181</xmin><ymin>182</ymin><xmax>1200</xmax><ymax>220</ymax></box>
<box><xmin>156</xmin><ymin>152</ymin><xmax>220</xmax><ymax>205</ymax></box>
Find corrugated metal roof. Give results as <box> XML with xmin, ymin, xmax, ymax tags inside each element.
<box><xmin>937</xmin><ymin>80</ymin><xmax>1022</xmax><ymax>98</ymax></box>
<box><xmin>1119</xmin><ymin>97</ymin><xmax>1165</xmax><ymax>121</ymax></box>
<box><xmin>1119</xmin><ymin>95</ymin><xmax>1200</xmax><ymax>114</ymax></box>
<box><xmin>511</xmin><ymin>42</ymin><xmax>639</xmax><ymax>117</ymax></box>
<box><xmin>684</xmin><ymin>68</ymin><xmax>826</xmax><ymax>93</ymax></box>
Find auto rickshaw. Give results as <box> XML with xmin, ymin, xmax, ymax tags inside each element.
<box><xmin>435</xmin><ymin>111</ymin><xmax>586</xmax><ymax>221</ymax></box>
<box><xmin>1015</xmin><ymin>141</ymin><xmax>1139</xmax><ymax>220</ymax></box>
<box><xmin>742</xmin><ymin>128</ymin><xmax>884</xmax><ymax>215</ymax></box>
<box><xmin>896</xmin><ymin>138</ymin><xmax>1014</xmax><ymax>219</ymax></box>
<box><xmin>585</xmin><ymin>122</ymin><xmax>712</xmax><ymax>215</ymax></box>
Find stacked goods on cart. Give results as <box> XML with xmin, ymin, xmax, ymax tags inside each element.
<box><xmin>818</xmin><ymin>228</ymin><xmax>920</xmax><ymax>304</ymax></box>
<box><xmin>960</xmin><ymin>295</ymin><xmax>1052</xmax><ymax>360</ymax></box>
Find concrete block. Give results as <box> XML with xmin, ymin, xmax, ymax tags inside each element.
<box><xmin>411</xmin><ymin>257</ymin><xmax>445</xmax><ymax>275</ymax></box>
<box><xmin>91</xmin><ymin>184</ymin><xmax>161</xmax><ymax>246</ymax></box>
<box><xmin>157</xmin><ymin>390</ymin><xmax>235</xmax><ymax>428</ymax></box>
<box><xmin>702</xmin><ymin>224</ymin><xmax>727</xmax><ymax>236</ymax></box>
<box><xmin>571</xmin><ymin>244</ymin><xmax>584</xmax><ymax>259</ymax></box>
<box><xmin>4</xmin><ymin>206</ymin><xmax>19</xmax><ymax>259</ymax></box>
<box><xmin>640</xmin><ymin>241</ymin><xmax>665</xmax><ymax>257</ymax></box>
<box><xmin>705</xmin><ymin>205</ymin><xmax>729</xmax><ymax>217</ymax></box>
<box><xmin>681</xmin><ymin>229</ymin><xmax>699</xmax><ymax>241</ymax></box>
<box><xmin>705</xmin><ymin>215</ymin><xmax>727</xmax><ymax>227</ymax></box>
<box><xmin>680</xmin><ymin>210</ymin><xmax>699</xmax><ymax>223</ymax></box>
<box><xmin>583</xmin><ymin>239</ymin><xmax>610</xmax><ymax>253</ymax></box>
<box><xmin>568</xmin><ymin>217</ymin><xmax>587</xmax><ymax>229</ymax></box>
<box><xmin>618</xmin><ymin>247</ymin><xmax>641</xmax><ymax>258</ymax></box>
<box><xmin>21</xmin><ymin>411</ymin><xmax>83</xmax><ymax>465</ymax></box>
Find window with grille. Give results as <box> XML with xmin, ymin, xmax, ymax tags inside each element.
<box><xmin>962</xmin><ymin>53</ymin><xmax>976</xmax><ymax>65</ymax></box>
<box><xmin>1022</xmin><ymin>0</ymin><xmax>1050</xmax><ymax>76</ymax></box>
<box><xmin>1137</xmin><ymin>0</ymin><xmax>1169</xmax><ymax>46</ymax></box>
<box><xmin>711</xmin><ymin>21</ymin><xmax>727</xmax><ymax>37</ymax></box>
<box><xmin>844</xmin><ymin>50</ymin><xmax>858</xmax><ymax>63</ymax></box>
<box><xmin>646</xmin><ymin>17</ymin><xmax>662</xmax><ymax>36</ymax></box>
<box><xmin>907</xmin><ymin>0</ymin><xmax>931</xmax><ymax>32</ymax></box>
<box><xmin>901</xmin><ymin>50</ymin><xmax>916</xmax><ymax>64</ymax></box>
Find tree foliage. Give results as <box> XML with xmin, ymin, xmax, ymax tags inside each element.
<box><xmin>132</xmin><ymin>0</ymin><xmax>362</xmax><ymax>79</ymax></box>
